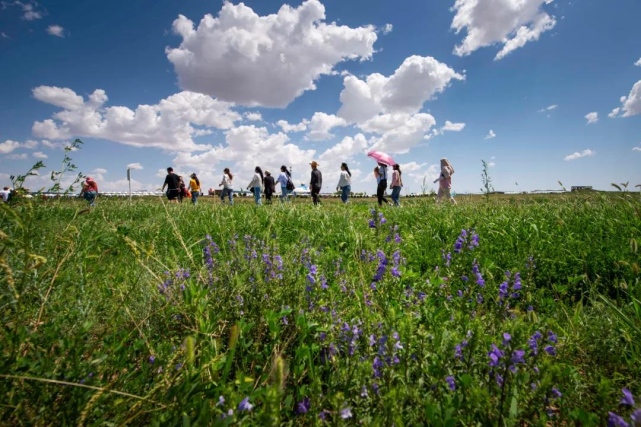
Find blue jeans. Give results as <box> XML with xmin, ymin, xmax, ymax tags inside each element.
<box><xmin>391</xmin><ymin>186</ymin><xmax>402</xmax><ymax>206</ymax></box>
<box><xmin>221</xmin><ymin>188</ymin><xmax>233</xmax><ymax>205</ymax></box>
<box><xmin>191</xmin><ymin>190</ymin><xmax>199</xmax><ymax>205</ymax></box>
<box><xmin>253</xmin><ymin>187</ymin><xmax>262</xmax><ymax>205</ymax></box>
<box><xmin>280</xmin><ymin>186</ymin><xmax>291</xmax><ymax>202</ymax></box>
<box><xmin>83</xmin><ymin>191</ymin><xmax>96</xmax><ymax>207</ymax></box>
<box><xmin>340</xmin><ymin>185</ymin><xmax>351</xmax><ymax>203</ymax></box>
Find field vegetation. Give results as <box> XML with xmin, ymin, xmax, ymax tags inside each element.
<box><xmin>1</xmin><ymin>190</ymin><xmax>641</xmax><ymax>425</ymax></box>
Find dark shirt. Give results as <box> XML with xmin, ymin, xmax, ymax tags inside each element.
<box><xmin>264</xmin><ymin>176</ymin><xmax>275</xmax><ymax>193</ymax></box>
<box><xmin>311</xmin><ymin>169</ymin><xmax>322</xmax><ymax>190</ymax></box>
<box><xmin>164</xmin><ymin>173</ymin><xmax>180</xmax><ymax>190</ymax></box>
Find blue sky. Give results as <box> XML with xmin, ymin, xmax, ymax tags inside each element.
<box><xmin>1</xmin><ymin>0</ymin><xmax>640</xmax><ymax>194</ymax></box>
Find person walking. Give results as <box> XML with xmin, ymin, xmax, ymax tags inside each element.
<box><xmin>336</xmin><ymin>162</ymin><xmax>352</xmax><ymax>204</ymax></box>
<box><xmin>264</xmin><ymin>171</ymin><xmax>276</xmax><ymax>204</ymax></box>
<box><xmin>247</xmin><ymin>166</ymin><xmax>264</xmax><ymax>206</ymax></box>
<box><xmin>162</xmin><ymin>167</ymin><xmax>180</xmax><ymax>203</ymax></box>
<box><xmin>1</xmin><ymin>186</ymin><xmax>11</xmax><ymax>203</ymax></box>
<box><xmin>376</xmin><ymin>163</ymin><xmax>390</xmax><ymax>206</ymax></box>
<box><xmin>80</xmin><ymin>176</ymin><xmax>99</xmax><ymax>207</ymax></box>
<box><xmin>310</xmin><ymin>161</ymin><xmax>322</xmax><ymax>205</ymax></box>
<box><xmin>219</xmin><ymin>168</ymin><xmax>234</xmax><ymax>205</ymax></box>
<box><xmin>189</xmin><ymin>173</ymin><xmax>201</xmax><ymax>205</ymax></box>
<box><xmin>390</xmin><ymin>164</ymin><xmax>403</xmax><ymax>206</ymax></box>
<box><xmin>277</xmin><ymin>165</ymin><xmax>293</xmax><ymax>202</ymax></box>
<box><xmin>178</xmin><ymin>176</ymin><xmax>188</xmax><ymax>203</ymax></box>
<box><xmin>434</xmin><ymin>158</ymin><xmax>457</xmax><ymax>205</ymax></box>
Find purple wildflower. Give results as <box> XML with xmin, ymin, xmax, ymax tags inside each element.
<box><xmin>621</xmin><ymin>388</ymin><xmax>635</xmax><ymax>406</ymax></box>
<box><xmin>607</xmin><ymin>412</ymin><xmax>629</xmax><ymax>427</ymax></box>
<box><xmin>544</xmin><ymin>345</ymin><xmax>557</xmax><ymax>356</ymax></box>
<box><xmin>446</xmin><ymin>376</ymin><xmax>456</xmax><ymax>391</ymax></box>
<box><xmin>149</xmin><ymin>355</ymin><xmax>155</xmax><ymax>364</ymax></box>
<box><xmin>340</xmin><ymin>407</ymin><xmax>353</xmax><ymax>419</ymax></box>
<box><xmin>295</xmin><ymin>397</ymin><xmax>310</xmax><ymax>414</ymax></box>
<box><xmin>238</xmin><ymin>397</ymin><xmax>254</xmax><ymax>412</ymax></box>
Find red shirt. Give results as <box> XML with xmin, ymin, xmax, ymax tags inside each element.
<box><xmin>84</xmin><ymin>181</ymin><xmax>98</xmax><ymax>192</ymax></box>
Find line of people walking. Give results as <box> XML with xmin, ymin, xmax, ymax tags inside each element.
<box><xmin>157</xmin><ymin>157</ymin><xmax>457</xmax><ymax>207</ymax></box>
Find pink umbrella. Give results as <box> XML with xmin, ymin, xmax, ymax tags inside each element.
<box><xmin>367</xmin><ymin>150</ymin><xmax>396</xmax><ymax>166</ymax></box>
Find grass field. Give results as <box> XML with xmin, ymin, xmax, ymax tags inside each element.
<box><xmin>1</xmin><ymin>193</ymin><xmax>640</xmax><ymax>425</ymax></box>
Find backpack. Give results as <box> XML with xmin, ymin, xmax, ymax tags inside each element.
<box><xmin>286</xmin><ymin>175</ymin><xmax>295</xmax><ymax>191</ymax></box>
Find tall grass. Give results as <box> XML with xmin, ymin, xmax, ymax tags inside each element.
<box><xmin>1</xmin><ymin>194</ymin><xmax>640</xmax><ymax>425</ymax></box>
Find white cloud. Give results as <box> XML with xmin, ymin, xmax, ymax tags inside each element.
<box><xmin>23</xmin><ymin>139</ymin><xmax>38</xmax><ymax>149</ymax></box>
<box><xmin>635</xmin><ymin>58</ymin><xmax>641</xmax><ymax>67</ymax></box>
<box><xmin>564</xmin><ymin>149</ymin><xmax>594</xmax><ymax>161</ymax></box>
<box><xmin>1</xmin><ymin>32</ymin><xmax>10</xmax><ymax>39</ymax></box>
<box><xmin>166</xmin><ymin>0</ymin><xmax>377</xmax><ymax>108</ymax></box>
<box><xmin>32</xmin><ymin>86</ymin><xmax>242</xmax><ymax>151</ymax></box>
<box><xmin>441</xmin><ymin>120</ymin><xmax>466</xmax><ymax>132</ymax></box>
<box><xmin>319</xmin><ymin>133</ymin><xmax>368</xmax><ymax>161</ymax></box>
<box><xmin>484</xmin><ymin>129</ymin><xmax>496</xmax><ymax>139</ymax></box>
<box><xmin>41</xmin><ymin>139</ymin><xmax>69</xmax><ymax>150</ymax></box>
<box><xmin>451</xmin><ymin>0</ymin><xmax>556</xmax><ymax>60</ymax></box>
<box><xmin>277</xmin><ymin>119</ymin><xmax>308</xmax><ymax>133</ymax></box>
<box><xmin>381</xmin><ymin>23</ymin><xmax>393</xmax><ymax>34</ymax></box>
<box><xmin>173</xmin><ymin>125</ymin><xmax>317</xmax><ymax>188</ymax></box>
<box><xmin>488</xmin><ymin>161</ymin><xmax>496</xmax><ymax>167</ymax></box>
<box><xmin>6</xmin><ymin>153</ymin><xmax>27</xmax><ymax>160</ymax></box>
<box><xmin>401</xmin><ymin>162</ymin><xmax>427</xmax><ymax>172</ymax></box>
<box><xmin>608</xmin><ymin>80</ymin><xmax>641</xmax><ymax>118</ymax></box>
<box><xmin>408</xmin><ymin>164</ymin><xmax>441</xmax><ymax>189</ymax></box>
<box><xmin>0</xmin><ymin>140</ymin><xmax>21</xmax><ymax>154</ymax></box>
<box><xmin>305</xmin><ymin>112</ymin><xmax>347</xmax><ymax>141</ymax></box>
<box><xmin>19</xmin><ymin>1</ymin><xmax>42</xmax><ymax>20</ymax></box>
<box><xmin>127</xmin><ymin>162</ymin><xmax>144</xmax><ymax>170</ymax></box>
<box><xmin>338</xmin><ymin>55</ymin><xmax>464</xmax><ymax>123</ymax></box>
<box><xmin>244</xmin><ymin>112</ymin><xmax>262</xmax><ymax>122</ymax></box>
<box><xmin>584</xmin><ymin>111</ymin><xmax>598</xmax><ymax>124</ymax></box>
<box><xmin>46</xmin><ymin>25</ymin><xmax>65</xmax><ymax>37</ymax></box>
<box><xmin>93</xmin><ymin>168</ymin><xmax>108</xmax><ymax>174</ymax></box>
<box><xmin>32</xmin><ymin>151</ymin><xmax>48</xmax><ymax>159</ymax></box>
<box><xmin>632</xmin><ymin>146</ymin><xmax>641</xmax><ymax>152</ymax></box>
<box><xmin>368</xmin><ymin>113</ymin><xmax>436</xmax><ymax>154</ymax></box>
<box><xmin>538</xmin><ymin>104</ymin><xmax>557</xmax><ymax>112</ymax></box>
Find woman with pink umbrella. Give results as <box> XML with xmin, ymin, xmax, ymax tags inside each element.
<box><xmin>368</xmin><ymin>151</ymin><xmax>393</xmax><ymax>206</ymax></box>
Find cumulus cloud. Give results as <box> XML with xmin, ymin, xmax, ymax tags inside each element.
<box><xmin>451</xmin><ymin>0</ymin><xmax>556</xmax><ymax>60</ymax></box>
<box><xmin>305</xmin><ymin>113</ymin><xmax>347</xmax><ymax>141</ymax></box>
<box><xmin>23</xmin><ymin>139</ymin><xmax>38</xmax><ymax>149</ymax></box>
<box><xmin>6</xmin><ymin>153</ymin><xmax>27</xmax><ymax>160</ymax></box>
<box><xmin>3</xmin><ymin>1</ymin><xmax>44</xmax><ymax>21</ymax></box>
<box><xmin>277</xmin><ymin>120</ymin><xmax>308</xmax><ymax>133</ymax></box>
<box><xmin>166</xmin><ymin>0</ymin><xmax>377</xmax><ymax>108</ymax></box>
<box><xmin>441</xmin><ymin>121</ymin><xmax>466</xmax><ymax>132</ymax></box>
<box><xmin>401</xmin><ymin>162</ymin><xmax>427</xmax><ymax>172</ymax></box>
<box><xmin>127</xmin><ymin>162</ymin><xmax>143</xmax><ymax>170</ymax></box>
<box><xmin>635</xmin><ymin>58</ymin><xmax>641</xmax><ymax>67</ymax></box>
<box><xmin>381</xmin><ymin>23</ymin><xmax>393</xmax><ymax>34</ymax></box>
<box><xmin>484</xmin><ymin>129</ymin><xmax>496</xmax><ymax>139</ymax></box>
<box><xmin>488</xmin><ymin>161</ymin><xmax>496</xmax><ymax>167</ymax></box>
<box><xmin>0</xmin><ymin>140</ymin><xmax>21</xmax><ymax>154</ymax></box>
<box><xmin>244</xmin><ymin>112</ymin><xmax>263</xmax><ymax>122</ymax></box>
<box><xmin>93</xmin><ymin>168</ymin><xmax>108</xmax><ymax>174</ymax></box>
<box><xmin>608</xmin><ymin>80</ymin><xmax>641</xmax><ymax>118</ymax></box>
<box><xmin>564</xmin><ymin>149</ymin><xmax>594</xmax><ymax>161</ymax></box>
<box><xmin>632</xmin><ymin>146</ymin><xmax>641</xmax><ymax>152</ymax></box>
<box><xmin>32</xmin><ymin>151</ymin><xmax>48</xmax><ymax>159</ymax></box>
<box><xmin>338</xmin><ymin>55</ymin><xmax>464</xmax><ymax>123</ymax></box>
<box><xmin>319</xmin><ymin>133</ymin><xmax>368</xmax><ymax>161</ymax></box>
<box><xmin>173</xmin><ymin>125</ymin><xmax>317</xmax><ymax>189</ymax></box>
<box><xmin>368</xmin><ymin>113</ymin><xmax>436</xmax><ymax>154</ymax></box>
<box><xmin>46</xmin><ymin>24</ymin><xmax>64</xmax><ymax>37</ymax></box>
<box><xmin>584</xmin><ymin>112</ymin><xmax>598</xmax><ymax>124</ymax></box>
<box><xmin>32</xmin><ymin>86</ymin><xmax>242</xmax><ymax>151</ymax></box>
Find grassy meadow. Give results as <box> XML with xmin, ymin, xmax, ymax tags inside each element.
<box><xmin>1</xmin><ymin>193</ymin><xmax>640</xmax><ymax>425</ymax></box>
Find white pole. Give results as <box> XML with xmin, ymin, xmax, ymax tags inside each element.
<box><xmin>127</xmin><ymin>167</ymin><xmax>132</xmax><ymax>202</ymax></box>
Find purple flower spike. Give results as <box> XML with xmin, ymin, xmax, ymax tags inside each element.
<box><xmin>544</xmin><ymin>345</ymin><xmax>557</xmax><ymax>356</ymax></box>
<box><xmin>340</xmin><ymin>407</ymin><xmax>353</xmax><ymax>419</ymax></box>
<box><xmin>607</xmin><ymin>412</ymin><xmax>629</xmax><ymax>427</ymax></box>
<box><xmin>621</xmin><ymin>388</ymin><xmax>635</xmax><ymax>406</ymax></box>
<box><xmin>238</xmin><ymin>397</ymin><xmax>254</xmax><ymax>412</ymax></box>
<box><xmin>446</xmin><ymin>375</ymin><xmax>456</xmax><ymax>391</ymax></box>
<box><xmin>149</xmin><ymin>355</ymin><xmax>155</xmax><ymax>364</ymax></box>
<box><xmin>295</xmin><ymin>397</ymin><xmax>310</xmax><ymax>414</ymax></box>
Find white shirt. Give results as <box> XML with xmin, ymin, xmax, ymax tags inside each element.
<box><xmin>1</xmin><ymin>189</ymin><xmax>10</xmax><ymax>202</ymax></box>
<box><xmin>336</xmin><ymin>170</ymin><xmax>351</xmax><ymax>189</ymax></box>
<box><xmin>220</xmin><ymin>174</ymin><xmax>233</xmax><ymax>190</ymax></box>
<box><xmin>248</xmin><ymin>173</ymin><xmax>262</xmax><ymax>190</ymax></box>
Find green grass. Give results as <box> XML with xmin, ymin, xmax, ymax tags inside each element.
<box><xmin>1</xmin><ymin>193</ymin><xmax>640</xmax><ymax>426</ymax></box>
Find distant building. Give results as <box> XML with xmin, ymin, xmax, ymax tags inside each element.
<box><xmin>571</xmin><ymin>186</ymin><xmax>593</xmax><ymax>192</ymax></box>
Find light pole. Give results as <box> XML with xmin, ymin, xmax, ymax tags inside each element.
<box><xmin>127</xmin><ymin>167</ymin><xmax>132</xmax><ymax>202</ymax></box>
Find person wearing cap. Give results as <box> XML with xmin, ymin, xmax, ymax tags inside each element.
<box><xmin>263</xmin><ymin>170</ymin><xmax>276</xmax><ymax>204</ymax></box>
<box><xmin>189</xmin><ymin>173</ymin><xmax>201</xmax><ymax>205</ymax></box>
<box><xmin>80</xmin><ymin>176</ymin><xmax>99</xmax><ymax>207</ymax></box>
<box><xmin>309</xmin><ymin>161</ymin><xmax>322</xmax><ymax>205</ymax></box>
